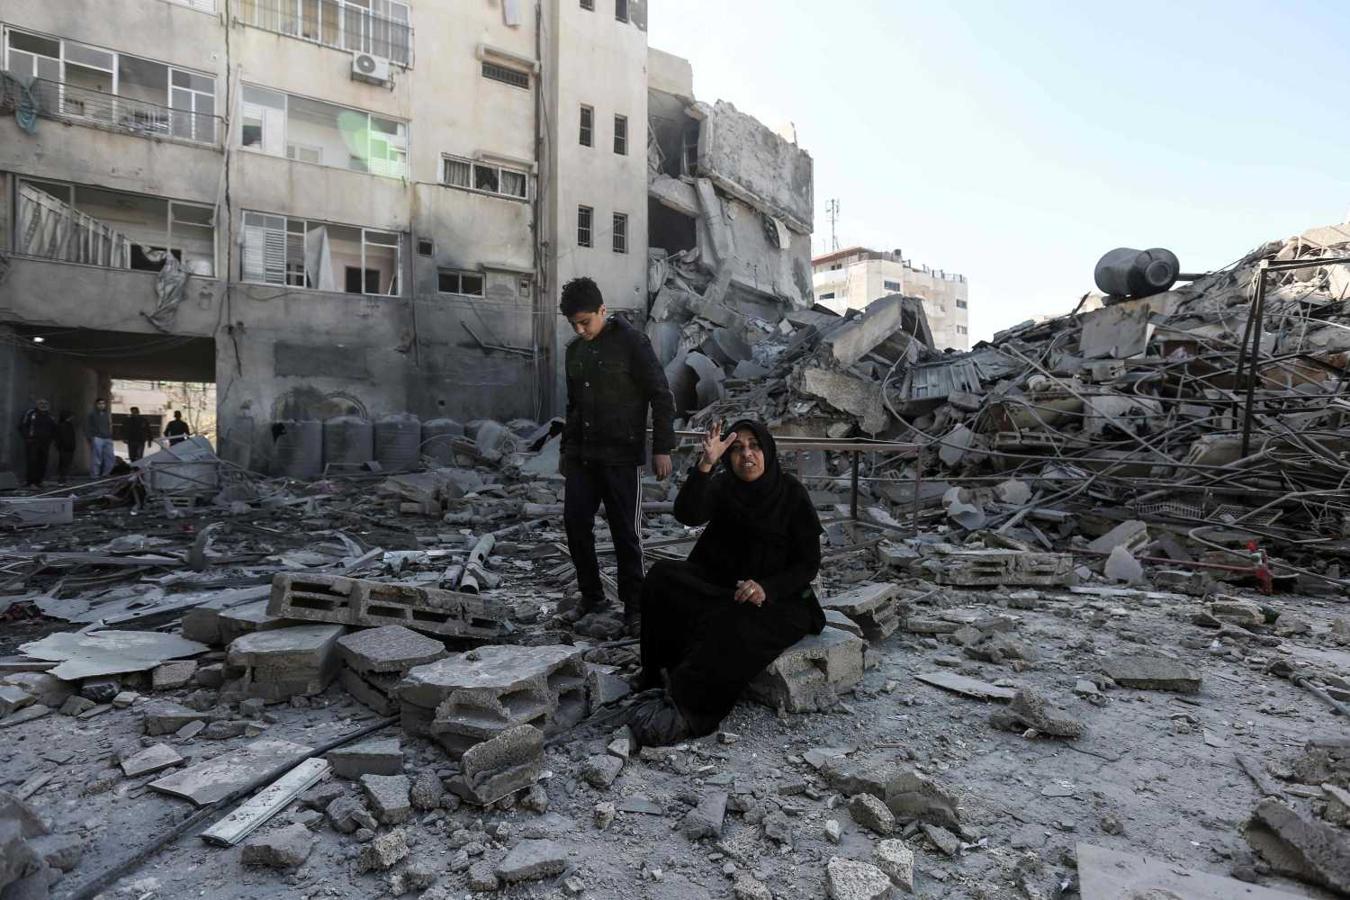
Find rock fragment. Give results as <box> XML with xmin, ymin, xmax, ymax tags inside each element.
<box><xmin>241</xmin><ymin>823</ymin><xmax>315</xmax><ymax>870</ymax></box>
<box><xmin>826</xmin><ymin>857</ymin><xmax>894</xmax><ymax>900</ymax></box>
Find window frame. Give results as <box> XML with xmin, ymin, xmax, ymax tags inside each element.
<box><xmin>956</xmin><ymin>299</ymin><xmax>968</xmax><ymax>309</ymax></box>
<box><xmin>238</xmin><ymin>84</ymin><xmax>408</xmax><ymax>180</ymax></box>
<box><xmin>613</xmin><ymin>113</ymin><xmax>628</xmax><ymax>155</ymax></box>
<box><xmin>577</xmin><ymin>205</ymin><xmax>594</xmax><ymax>249</ymax></box>
<box><xmin>240</xmin><ymin>210</ymin><xmax>402</xmax><ymax>296</ymax></box>
<box><xmin>883</xmin><ymin>279</ymin><xmax>901</xmax><ymax>292</ymax></box>
<box><xmin>615</xmin><ymin>0</ymin><xmax>629</xmax><ymax>23</ymax></box>
<box><xmin>440</xmin><ymin>154</ymin><xmax>530</xmax><ymax>201</ymax></box>
<box><xmin>579</xmin><ymin>104</ymin><xmax>594</xmax><ymax>148</ymax></box>
<box><xmin>481</xmin><ymin>61</ymin><xmax>530</xmax><ymax>90</ymax></box>
<box><xmin>612</xmin><ymin>212</ymin><xmax>628</xmax><ymax>254</ymax></box>
<box><xmin>437</xmin><ymin>269</ymin><xmax>486</xmax><ymax>298</ymax></box>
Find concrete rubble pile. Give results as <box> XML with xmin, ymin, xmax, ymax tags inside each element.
<box><xmin>1</xmin><ymin>224</ymin><xmax>1349</xmax><ymax>899</ymax></box>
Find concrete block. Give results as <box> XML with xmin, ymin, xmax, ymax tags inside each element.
<box><xmin>447</xmin><ymin>724</ymin><xmax>543</xmax><ymax>806</ymax></box>
<box><xmin>0</xmin><ymin>674</ymin><xmax>70</xmax><ymax>709</ymax></box>
<box><xmin>583</xmin><ymin>754</ymin><xmax>623</xmax><ymax>789</ymax></box>
<box><xmin>227</xmin><ymin>624</ymin><xmax>344</xmax><ymax>701</ymax></box>
<box><xmin>821</xmin><ymin>754</ymin><xmax>960</xmax><ymax>830</ymax></box>
<box><xmin>399</xmin><ymin>645</ymin><xmax>587</xmax><ymax>755</ymax></box>
<box><xmin>326</xmin><ymin>738</ymin><xmax>403</xmax><ymax>778</ymax></box>
<box><xmin>151</xmin><ymin>660</ymin><xmax>197</xmax><ymax>691</ymax></box>
<box><xmin>495</xmin><ymin>838</ymin><xmax>567</xmax><ymax>884</ymax></box>
<box><xmin>359</xmin><ymin>774</ymin><xmax>411</xmax><ymax>825</ymax></box>
<box><xmin>337</xmin><ymin>625</ymin><xmax>446</xmax><ymax>674</ymax></box>
<box><xmin>0</xmin><ymin>685</ymin><xmax>35</xmax><ymax>718</ymax></box>
<box><xmin>141</xmin><ymin>701</ymin><xmax>206</xmax><ymax>736</ymax></box>
<box><xmin>325</xmin><ymin>795</ymin><xmax>377</xmax><ymax>834</ymax></box>
<box><xmin>822</xmin><ymin>583</ymin><xmax>902</xmax><ymax>641</ymax></box>
<box><xmin>268</xmin><ymin>573</ymin><xmax>509</xmax><ymax>640</ymax></box>
<box><xmin>747</xmin><ymin>627</ymin><xmax>865</xmax><ymax>714</ymax></box>
<box><xmin>1102</xmin><ymin>652</ymin><xmax>1201</xmax><ymax>693</ymax></box>
<box><xmin>849</xmin><ymin>793</ymin><xmax>895</xmax><ymax>836</ymax></box>
<box><xmin>681</xmin><ymin>792</ymin><xmax>728</xmax><ymax>840</ymax></box>
<box><xmin>1245</xmin><ymin>799</ymin><xmax>1350</xmax><ymax>894</ymax></box>
<box><xmin>826</xmin><ymin>856</ymin><xmax>894</xmax><ymax>900</ymax></box>
<box><xmin>120</xmin><ymin>743</ymin><xmax>184</xmax><ymax>778</ymax></box>
<box><xmin>873</xmin><ymin>840</ymin><xmax>914</xmax><ymax>892</ymax></box>
<box><xmin>217</xmin><ymin>599</ymin><xmax>291</xmax><ymax>647</ymax></box>
<box><xmin>356</xmin><ymin>829</ymin><xmax>408</xmax><ymax>873</ymax></box>
<box><xmin>241</xmin><ymin>823</ymin><xmax>315</xmax><ymax>870</ymax></box>
<box><xmin>409</xmin><ymin>771</ymin><xmax>445</xmax><ymax>811</ymax></box>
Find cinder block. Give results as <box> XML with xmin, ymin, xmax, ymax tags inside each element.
<box><xmin>747</xmin><ymin>627</ymin><xmax>866</xmax><ymax>713</ymax></box>
<box><xmin>268</xmin><ymin>573</ymin><xmax>509</xmax><ymax>640</ymax></box>
<box><xmin>398</xmin><ymin>645</ymin><xmax>588</xmax><ymax>757</ymax></box>
<box><xmin>822</xmin><ymin>583</ymin><xmax>902</xmax><ymax>640</ymax></box>
<box><xmin>227</xmin><ymin>624</ymin><xmax>345</xmax><ymax>700</ymax></box>
<box><xmin>933</xmin><ymin>550</ymin><xmax>1074</xmax><ymax>587</ymax></box>
<box><xmin>337</xmin><ymin>625</ymin><xmax>448</xmax><ymax>715</ymax></box>
<box><xmin>446</xmin><ymin>724</ymin><xmax>543</xmax><ymax>806</ymax></box>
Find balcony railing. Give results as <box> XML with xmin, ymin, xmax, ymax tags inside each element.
<box><xmin>236</xmin><ymin>0</ymin><xmax>413</xmax><ymax>66</ymax></box>
<box><xmin>22</xmin><ymin>78</ymin><xmax>221</xmax><ymax>145</ymax></box>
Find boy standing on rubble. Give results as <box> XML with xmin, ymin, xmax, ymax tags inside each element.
<box><xmin>559</xmin><ymin>277</ymin><xmax>676</xmax><ymax>636</ymax></box>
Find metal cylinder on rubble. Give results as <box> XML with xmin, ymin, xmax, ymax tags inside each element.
<box><xmin>1093</xmin><ymin>247</ymin><xmax>1181</xmax><ymax>300</ymax></box>
<box><xmin>374</xmin><ymin>413</ymin><xmax>422</xmax><ymax>472</ymax></box>
<box><xmin>322</xmin><ymin>415</ymin><xmax>374</xmax><ymax>468</ymax></box>
<box><xmin>421</xmin><ymin>418</ymin><xmax>465</xmax><ymax>466</ymax></box>
<box><xmin>272</xmin><ymin>419</ymin><xmax>322</xmax><ymax>478</ymax></box>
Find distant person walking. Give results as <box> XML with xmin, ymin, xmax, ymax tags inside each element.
<box><xmin>124</xmin><ymin>406</ymin><xmax>151</xmax><ymax>462</ymax></box>
<box><xmin>17</xmin><ymin>399</ymin><xmax>56</xmax><ymax>487</ymax></box>
<box><xmin>85</xmin><ymin>398</ymin><xmax>114</xmax><ymax>478</ymax></box>
<box><xmin>164</xmin><ymin>410</ymin><xmax>191</xmax><ymax>446</ymax></box>
<box><xmin>55</xmin><ymin>410</ymin><xmax>77</xmax><ymax>484</ymax></box>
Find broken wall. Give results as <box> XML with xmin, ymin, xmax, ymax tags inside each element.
<box><xmin>696</xmin><ymin>100</ymin><xmax>814</xmax><ymax>234</ymax></box>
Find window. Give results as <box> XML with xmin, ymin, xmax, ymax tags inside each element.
<box><xmin>612</xmin><ymin>213</ymin><xmax>628</xmax><ymax>254</ymax></box>
<box><xmin>437</xmin><ymin>270</ymin><xmax>485</xmax><ymax>297</ymax></box>
<box><xmin>482</xmin><ymin>62</ymin><xmax>529</xmax><ymax>89</ymax></box>
<box><xmin>613</xmin><ymin>114</ymin><xmax>628</xmax><ymax>155</ymax></box>
<box><xmin>818</xmin><ymin>292</ymin><xmax>836</xmax><ymax>300</ymax></box>
<box><xmin>956</xmin><ymin>325</ymin><xmax>968</xmax><ymax>334</ymax></box>
<box><xmin>883</xmin><ymin>280</ymin><xmax>901</xmax><ymax>292</ymax></box>
<box><xmin>441</xmin><ymin>155</ymin><xmax>529</xmax><ymax>200</ymax></box>
<box><xmin>616</xmin><ymin>0</ymin><xmax>629</xmax><ymax>22</ymax></box>
<box><xmin>235</xmin><ymin>0</ymin><xmax>412</xmax><ymax>66</ymax></box>
<box><xmin>417</xmin><ymin>238</ymin><xmax>433</xmax><ymax>256</ymax></box>
<box><xmin>15</xmin><ymin>179</ymin><xmax>216</xmax><ymax>276</ymax></box>
<box><xmin>577</xmin><ymin>206</ymin><xmax>593</xmax><ymax>248</ymax></box>
<box><xmin>4</xmin><ymin>30</ymin><xmax>217</xmax><ymax>143</ymax></box>
<box><xmin>242</xmin><ymin>211</ymin><xmax>400</xmax><ymax>295</ymax></box>
<box><xmin>580</xmin><ymin>0</ymin><xmax>594</xmax><ymax>8</ymax></box>
<box><xmin>239</xmin><ymin>86</ymin><xmax>407</xmax><ymax>178</ymax></box>
<box><xmin>579</xmin><ymin>105</ymin><xmax>593</xmax><ymax>147</ymax></box>
<box><xmin>830</xmin><ymin>263</ymin><xmax>842</xmax><ymax>271</ymax></box>
<box><xmin>956</xmin><ymin>299</ymin><xmax>968</xmax><ymax>309</ymax></box>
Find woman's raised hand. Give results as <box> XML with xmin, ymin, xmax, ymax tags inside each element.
<box><xmin>698</xmin><ymin>420</ymin><xmax>736</xmax><ymax>472</ymax></box>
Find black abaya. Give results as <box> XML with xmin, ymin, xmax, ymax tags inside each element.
<box><xmin>638</xmin><ymin>422</ymin><xmax>824</xmax><ymax>737</ymax></box>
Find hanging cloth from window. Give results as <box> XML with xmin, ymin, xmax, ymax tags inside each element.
<box><xmin>305</xmin><ymin>225</ymin><xmax>336</xmax><ymax>292</ymax></box>
<box><xmin>0</xmin><ymin>72</ymin><xmax>40</xmax><ymax>135</ymax></box>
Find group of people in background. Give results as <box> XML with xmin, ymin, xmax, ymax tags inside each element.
<box><xmin>15</xmin><ymin>400</ymin><xmax>192</xmax><ymax>489</ymax></box>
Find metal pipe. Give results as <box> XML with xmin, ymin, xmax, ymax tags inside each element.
<box><xmin>1241</xmin><ymin>261</ymin><xmax>1270</xmax><ymax>457</ymax></box>
<box><xmin>850</xmin><ymin>451</ymin><xmax>860</xmax><ymax>520</ymax></box>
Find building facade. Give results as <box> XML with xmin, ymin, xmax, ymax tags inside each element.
<box><xmin>812</xmin><ymin>247</ymin><xmax>970</xmax><ymax>351</ymax></box>
<box><xmin>0</xmin><ymin>0</ymin><xmax>650</xmax><ymax>474</ymax></box>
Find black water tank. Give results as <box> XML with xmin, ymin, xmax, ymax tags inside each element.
<box><xmin>1094</xmin><ymin>247</ymin><xmax>1180</xmax><ymax>300</ymax></box>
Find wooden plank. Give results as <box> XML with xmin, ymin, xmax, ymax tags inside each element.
<box><xmin>199</xmin><ymin>758</ymin><xmax>329</xmax><ymax>847</ymax></box>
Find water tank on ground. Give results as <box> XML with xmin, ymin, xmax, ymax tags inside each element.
<box><xmin>323</xmin><ymin>415</ymin><xmax>374</xmax><ymax>469</ymax></box>
<box><xmin>375</xmin><ymin>413</ymin><xmax>422</xmax><ymax>472</ymax></box>
<box><xmin>272</xmin><ymin>420</ymin><xmax>322</xmax><ymax>478</ymax></box>
<box><xmin>1094</xmin><ymin>247</ymin><xmax>1181</xmax><ymax>300</ymax></box>
<box><xmin>422</xmin><ymin>418</ymin><xmax>465</xmax><ymax>466</ymax></box>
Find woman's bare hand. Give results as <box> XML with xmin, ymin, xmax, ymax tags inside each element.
<box><xmin>698</xmin><ymin>420</ymin><xmax>736</xmax><ymax>472</ymax></box>
<box><xmin>734</xmin><ymin>579</ymin><xmax>766</xmax><ymax>606</ymax></box>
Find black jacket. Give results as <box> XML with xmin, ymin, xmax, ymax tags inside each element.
<box><xmin>18</xmin><ymin>409</ymin><xmax>56</xmax><ymax>444</ymax></box>
<box><xmin>563</xmin><ymin>315</ymin><xmax>676</xmax><ymax>466</ymax></box>
<box><xmin>125</xmin><ymin>415</ymin><xmax>151</xmax><ymax>443</ymax></box>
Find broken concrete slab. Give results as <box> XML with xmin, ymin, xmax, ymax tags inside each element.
<box><xmin>151</xmin><ymin>660</ymin><xmax>197</xmax><ymax>690</ymax></box>
<box><xmin>446</xmin><ymin>724</ymin><xmax>543</xmax><ymax>806</ymax></box>
<box><xmin>825</xmin><ymin>856</ymin><xmax>894</xmax><ymax>900</ymax></box>
<box><xmin>1087</xmin><ymin>520</ymin><xmax>1149</xmax><ymax>554</ymax></box>
<box><xmin>914</xmin><ymin>671</ymin><xmax>1017</xmax><ymax>702</ymax></box>
<box><xmin>356</xmin><ymin>829</ymin><xmax>408</xmax><ymax>873</ymax></box>
<box><xmin>989</xmin><ymin>689</ymin><xmax>1084</xmax><ymax>738</ymax></box>
<box><xmin>141</xmin><ymin>700</ymin><xmax>208</xmax><ymax>736</ymax></box>
<box><xmin>930</xmin><ymin>549</ymin><xmax>1075</xmax><ymax>587</ymax></box>
<box><xmin>848</xmin><ymin>793</ymin><xmax>895</xmax><ymax>836</ymax></box>
<box><xmin>400</xmin><ymin>645</ymin><xmax>587</xmax><ymax>755</ymax></box>
<box><xmin>821</xmin><ymin>583</ymin><xmax>902</xmax><ymax>641</ymax></box>
<box><xmin>120</xmin><ymin>743</ymin><xmax>184</xmax><ymax>778</ymax></box>
<box><xmin>822</xmin><ymin>295</ymin><xmax>920</xmax><ymax>368</ymax></box>
<box><xmin>359</xmin><ymin>774</ymin><xmax>412</xmax><ymax>825</ymax></box>
<box><xmin>326</xmin><ymin>738</ymin><xmax>403</xmax><ymax>779</ymax></box>
<box><xmin>0</xmin><ymin>685</ymin><xmax>35</xmax><ymax>718</ymax></box>
<box><xmin>18</xmin><ymin>630</ymin><xmax>208</xmax><ymax>681</ymax></box>
<box><xmin>336</xmin><ymin>624</ymin><xmax>446</xmax><ymax>674</ymax></box>
<box><xmin>681</xmin><ymin>792</ymin><xmax>728</xmax><ymax>841</ymax></box>
<box><xmin>797</xmin><ymin>367</ymin><xmax>889</xmax><ymax>435</ymax></box>
<box><xmin>1077</xmin><ymin>842</ymin><xmax>1301</xmax><ymax>900</ymax></box>
<box><xmin>495</xmin><ymin>838</ymin><xmax>567</xmax><ymax>884</ymax></box>
<box><xmin>746</xmin><ymin>627</ymin><xmax>865</xmax><ymax>714</ymax></box>
<box><xmin>873</xmin><ymin>840</ymin><xmax>914</xmax><ymax>893</ymax></box>
<box><xmin>821</xmin><ymin>755</ymin><xmax>960</xmax><ymax>829</ymax></box>
<box><xmin>1103</xmin><ymin>652</ymin><xmax>1201</xmax><ymax>693</ymax></box>
<box><xmin>149</xmin><ymin>738</ymin><xmax>313</xmax><ymax>806</ymax></box>
<box><xmin>1104</xmin><ymin>545</ymin><xmax>1144</xmax><ymax>583</ymax></box>
<box><xmin>1244</xmin><ymin>799</ymin><xmax>1350</xmax><ymax>894</ymax></box>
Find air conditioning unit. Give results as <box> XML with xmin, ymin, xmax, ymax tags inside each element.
<box><xmin>352</xmin><ymin>52</ymin><xmax>392</xmax><ymax>86</ymax></box>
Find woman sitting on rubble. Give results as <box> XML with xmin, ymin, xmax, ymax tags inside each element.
<box><xmin>628</xmin><ymin>418</ymin><xmax>825</xmax><ymax>746</ymax></box>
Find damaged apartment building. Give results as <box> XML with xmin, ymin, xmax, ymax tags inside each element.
<box><xmin>0</xmin><ymin>0</ymin><xmax>656</xmax><ymax>476</ymax></box>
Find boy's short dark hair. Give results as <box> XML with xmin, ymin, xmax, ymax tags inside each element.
<box><xmin>560</xmin><ymin>277</ymin><xmax>604</xmax><ymax>317</ymax></box>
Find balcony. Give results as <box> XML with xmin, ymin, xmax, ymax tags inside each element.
<box><xmin>19</xmin><ymin>78</ymin><xmax>221</xmax><ymax>146</ymax></box>
<box><xmin>235</xmin><ymin>0</ymin><xmax>414</xmax><ymax>67</ymax></box>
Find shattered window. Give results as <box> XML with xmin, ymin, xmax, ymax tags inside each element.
<box><xmin>240</xmin><ymin>85</ymin><xmax>406</xmax><ymax>179</ymax></box>
<box><xmin>577</xmin><ymin>206</ymin><xmax>593</xmax><ymax>248</ymax></box>
<box><xmin>612</xmin><ymin>212</ymin><xmax>628</xmax><ymax>254</ymax></box>
<box><xmin>242</xmin><ymin>211</ymin><xmax>401</xmax><ymax>295</ymax></box>
<box><xmin>473</xmin><ymin>165</ymin><xmax>500</xmax><ymax>194</ymax></box>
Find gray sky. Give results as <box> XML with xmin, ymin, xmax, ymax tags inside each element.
<box><xmin>650</xmin><ymin>0</ymin><xmax>1350</xmax><ymax>342</ymax></box>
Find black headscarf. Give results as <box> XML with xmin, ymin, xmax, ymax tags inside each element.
<box><xmin>716</xmin><ymin>419</ymin><xmax>793</xmax><ymax>538</ymax></box>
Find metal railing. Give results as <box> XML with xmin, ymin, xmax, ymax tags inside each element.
<box><xmin>24</xmin><ymin>78</ymin><xmax>220</xmax><ymax>145</ymax></box>
<box><xmin>235</xmin><ymin>0</ymin><xmax>414</xmax><ymax>66</ymax></box>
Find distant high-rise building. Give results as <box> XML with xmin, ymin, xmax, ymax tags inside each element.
<box><xmin>812</xmin><ymin>247</ymin><xmax>970</xmax><ymax>350</ymax></box>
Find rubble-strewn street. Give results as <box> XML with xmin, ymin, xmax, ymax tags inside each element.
<box><xmin>3</xmin><ymin>222</ymin><xmax>1350</xmax><ymax>899</ymax></box>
